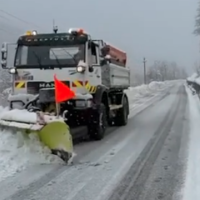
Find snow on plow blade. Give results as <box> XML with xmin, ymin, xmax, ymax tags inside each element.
<box><xmin>0</xmin><ymin>109</ymin><xmax>74</xmax><ymax>163</ymax></box>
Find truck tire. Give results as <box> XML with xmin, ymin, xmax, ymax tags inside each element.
<box><xmin>114</xmin><ymin>95</ymin><xmax>128</xmax><ymax>126</ymax></box>
<box><xmin>88</xmin><ymin>103</ymin><xmax>107</xmax><ymax>140</ymax></box>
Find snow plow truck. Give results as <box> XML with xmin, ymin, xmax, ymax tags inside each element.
<box><xmin>0</xmin><ymin>27</ymin><xmax>130</xmax><ymax>163</ymax></box>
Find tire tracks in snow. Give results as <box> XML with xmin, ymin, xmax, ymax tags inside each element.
<box><xmin>108</xmin><ymin>85</ymin><xmax>187</xmax><ymax>200</ymax></box>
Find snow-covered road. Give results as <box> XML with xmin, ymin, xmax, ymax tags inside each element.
<box><xmin>0</xmin><ymin>81</ymin><xmax>173</xmax><ymax>181</ymax></box>
<box><xmin>0</xmin><ymin>80</ymin><xmax>182</xmax><ymax>200</ymax></box>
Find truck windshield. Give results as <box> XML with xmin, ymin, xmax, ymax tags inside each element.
<box><xmin>14</xmin><ymin>44</ymin><xmax>85</xmax><ymax>68</ymax></box>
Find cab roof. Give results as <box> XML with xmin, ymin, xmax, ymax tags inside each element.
<box><xmin>17</xmin><ymin>32</ymin><xmax>88</xmax><ymax>46</ymax></box>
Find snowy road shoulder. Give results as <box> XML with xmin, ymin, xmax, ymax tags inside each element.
<box><xmin>182</xmin><ymin>85</ymin><xmax>200</xmax><ymax>200</ymax></box>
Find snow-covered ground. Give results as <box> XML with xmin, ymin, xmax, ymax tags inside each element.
<box><xmin>0</xmin><ymin>107</ymin><xmax>63</xmax><ymax>181</ymax></box>
<box><xmin>182</xmin><ymin>85</ymin><xmax>200</xmax><ymax>200</ymax></box>
<box><xmin>125</xmin><ymin>80</ymin><xmax>172</xmax><ymax>105</ymax></box>
<box><xmin>187</xmin><ymin>72</ymin><xmax>199</xmax><ymax>83</ymax></box>
<box><xmin>0</xmin><ymin>81</ymin><xmax>171</xmax><ymax>181</ymax></box>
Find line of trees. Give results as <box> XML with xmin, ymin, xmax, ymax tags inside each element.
<box><xmin>191</xmin><ymin>1</ymin><xmax>200</xmax><ymax>77</ymax></box>
<box><xmin>130</xmin><ymin>60</ymin><xmax>187</xmax><ymax>86</ymax></box>
<box><xmin>147</xmin><ymin>60</ymin><xmax>187</xmax><ymax>82</ymax></box>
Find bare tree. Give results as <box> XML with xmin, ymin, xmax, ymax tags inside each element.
<box><xmin>147</xmin><ymin>60</ymin><xmax>187</xmax><ymax>83</ymax></box>
<box><xmin>194</xmin><ymin>1</ymin><xmax>200</xmax><ymax>36</ymax></box>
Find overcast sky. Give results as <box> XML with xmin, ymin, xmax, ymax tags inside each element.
<box><xmin>0</xmin><ymin>0</ymin><xmax>199</xmax><ymax>74</ymax></box>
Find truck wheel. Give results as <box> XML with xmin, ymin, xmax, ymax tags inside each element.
<box><xmin>114</xmin><ymin>96</ymin><xmax>128</xmax><ymax>126</ymax></box>
<box><xmin>88</xmin><ymin>103</ymin><xmax>107</xmax><ymax>140</ymax></box>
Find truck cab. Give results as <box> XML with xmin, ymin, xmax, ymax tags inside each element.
<box><xmin>1</xmin><ymin>28</ymin><xmax>130</xmax><ymax>140</ymax></box>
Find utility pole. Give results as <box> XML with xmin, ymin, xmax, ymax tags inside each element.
<box><xmin>163</xmin><ymin>63</ymin><xmax>167</xmax><ymax>81</ymax></box>
<box><xmin>143</xmin><ymin>57</ymin><xmax>146</xmax><ymax>84</ymax></box>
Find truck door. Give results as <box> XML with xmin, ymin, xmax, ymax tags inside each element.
<box><xmin>87</xmin><ymin>42</ymin><xmax>101</xmax><ymax>86</ymax></box>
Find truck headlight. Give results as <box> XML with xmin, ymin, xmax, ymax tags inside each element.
<box><xmin>77</xmin><ymin>66</ymin><xmax>85</xmax><ymax>73</ymax></box>
<box><xmin>9</xmin><ymin>68</ymin><xmax>17</xmax><ymax>74</ymax></box>
<box><xmin>32</xmin><ymin>30</ymin><xmax>37</xmax><ymax>35</ymax></box>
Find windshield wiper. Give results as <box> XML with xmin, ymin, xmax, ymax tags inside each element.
<box><xmin>61</xmin><ymin>48</ymin><xmax>78</xmax><ymax>64</ymax></box>
<box><xmin>50</xmin><ymin>50</ymin><xmax>62</xmax><ymax>69</ymax></box>
<box><xmin>32</xmin><ymin>50</ymin><xmax>44</xmax><ymax>70</ymax></box>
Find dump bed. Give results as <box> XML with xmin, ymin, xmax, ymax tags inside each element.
<box><xmin>101</xmin><ymin>43</ymin><xmax>130</xmax><ymax>89</ymax></box>
<box><xmin>100</xmin><ymin>41</ymin><xmax>127</xmax><ymax>67</ymax></box>
<box><xmin>107</xmin><ymin>44</ymin><xmax>127</xmax><ymax>67</ymax></box>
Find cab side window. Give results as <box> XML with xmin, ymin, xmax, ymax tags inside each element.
<box><xmin>88</xmin><ymin>42</ymin><xmax>97</xmax><ymax>65</ymax></box>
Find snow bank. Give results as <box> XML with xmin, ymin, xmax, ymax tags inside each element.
<box><xmin>125</xmin><ymin>81</ymin><xmax>169</xmax><ymax>100</ymax></box>
<box><xmin>182</xmin><ymin>86</ymin><xmax>200</xmax><ymax>199</ymax></box>
<box><xmin>149</xmin><ymin>81</ymin><xmax>166</xmax><ymax>90</ymax></box>
<box><xmin>186</xmin><ymin>73</ymin><xmax>200</xmax><ymax>86</ymax></box>
<box><xmin>187</xmin><ymin>73</ymin><xmax>198</xmax><ymax>82</ymax></box>
<box><xmin>0</xmin><ymin>130</ymin><xmax>63</xmax><ymax>180</ymax></box>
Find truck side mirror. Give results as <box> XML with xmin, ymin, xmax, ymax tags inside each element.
<box><xmin>1</xmin><ymin>42</ymin><xmax>8</xmax><ymax>68</ymax></box>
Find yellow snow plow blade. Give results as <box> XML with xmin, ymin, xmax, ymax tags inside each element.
<box><xmin>0</xmin><ymin>109</ymin><xmax>74</xmax><ymax>163</ymax></box>
<box><xmin>37</xmin><ymin>121</ymin><xmax>73</xmax><ymax>156</ymax></box>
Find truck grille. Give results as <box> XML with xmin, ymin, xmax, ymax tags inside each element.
<box><xmin>27</xmin><ymin>81</ymin><xmax>70</xmax><ymax>94</ymax></box>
